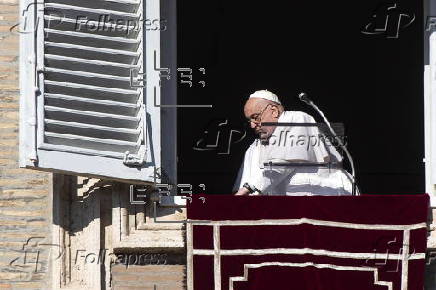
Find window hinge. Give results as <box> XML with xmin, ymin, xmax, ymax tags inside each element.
<box><xmin>28</xmin><ymin>154</ymin><xmax>38</xmax><ymax>164</ymax></box>
<box><xmin>123</xmin><ymin>146</ymin><xmax>146</xmax><ymax>167</ymax></box>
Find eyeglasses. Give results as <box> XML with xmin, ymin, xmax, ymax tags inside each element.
<box><xmin>247</xmin><ymin>104</ymin><xmax>272</xmax><ymax>125</ymax></box>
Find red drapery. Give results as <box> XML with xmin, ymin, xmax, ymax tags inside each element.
<box><xmin>187</xmin><ymin>194</ymin><xmax>429</xmax><ymax>290</ymax></box>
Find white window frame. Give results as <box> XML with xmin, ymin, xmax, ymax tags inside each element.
<box><xmin>425</xmin><ymin>32</ymin><xmax>436</xmax><ymax>206</ymax></box>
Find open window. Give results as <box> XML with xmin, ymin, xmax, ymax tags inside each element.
<box><xmin>18</xmin><ymin>0</ymin><xmax>171</xmax><ymax>183</ymax></box>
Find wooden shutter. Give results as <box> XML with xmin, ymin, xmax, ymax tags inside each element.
<box><xmin>19</xmin><ymin>0</ymin><xmax>162</xmax><ymax>183</ymax></box>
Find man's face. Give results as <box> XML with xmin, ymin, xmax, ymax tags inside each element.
<box><xmin>244</xmin><ymin>98</ymin><xmax>279</xmax><ymax>141</ymax></box>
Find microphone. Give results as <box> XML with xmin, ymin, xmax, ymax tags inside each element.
<box><xmin>297</xmin><ymin>92</ymin><xmax>359</xmax><ymax>195</ymax></box>
<box><xmin>298</xmin><ymin>92</ymin><xmax>312</xmax><ymax>105</ymax></box>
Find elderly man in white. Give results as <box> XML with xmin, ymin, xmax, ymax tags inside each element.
<box><xmin>233</xmin><ymin>89</ymin><xmax>353</xmax><ymax>196</ymax></box>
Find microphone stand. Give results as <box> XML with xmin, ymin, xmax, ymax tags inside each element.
<box><xmin>298</xmin><ymin>93</ymin><xmax>359</xmax><ymax>195</ymax></box>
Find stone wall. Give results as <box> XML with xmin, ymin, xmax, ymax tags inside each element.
<box><xmin>0</xmin><ymin>0</ymin><xmax>53</xmax><ymax>288</ymax></box>
<box><xmin>111</xmin><ymin>264</ymin><xmax>185</xmax><ymax>290</ymax></box>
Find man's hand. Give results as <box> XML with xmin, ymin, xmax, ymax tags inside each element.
<box><xmin>234</xmin><ymin>187</ymin><xmax>250</xmax><ymax>196</ymax></box>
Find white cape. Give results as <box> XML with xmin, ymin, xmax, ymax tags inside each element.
<box><xmin>233</xmin><ymin>111</ymin><xmax>353</xmax><ymax>195</ymax></box>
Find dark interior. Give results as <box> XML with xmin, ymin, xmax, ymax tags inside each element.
<box><xmin>177</xmin><ymin>0</ymin><xmax>424</xmax><ymax>195</ymax></box>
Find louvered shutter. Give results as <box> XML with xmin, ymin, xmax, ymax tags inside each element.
<box><xmin>19</xmin><ymin>0</ymin><xmax>162</xmax><ymax>183</ymax></box>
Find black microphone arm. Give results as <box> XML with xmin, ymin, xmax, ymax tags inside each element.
<box><xmin>298</xmin><ymin>92</ymin><xmax>359</xmax><ymax>195</ymax></box>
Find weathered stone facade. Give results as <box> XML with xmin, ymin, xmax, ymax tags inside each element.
<box><xmin>0</xmin><ymin>1</ymin><xmax>52</xmax><ymax>288</ymax></box>
<box><xmin>111</xmin><ymin>264</ymin><xmax>185</xmax><ymax>289</ymax></box>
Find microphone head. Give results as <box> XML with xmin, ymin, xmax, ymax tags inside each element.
<box><xmin>298</xmin><ymin>92</ymin><xmax>311</xmax><ymax>104</ymax></box>
<box><xmin>298</xmin><ymin>92</ymin><xmax>307</xmax><ymax>100</ymax></box>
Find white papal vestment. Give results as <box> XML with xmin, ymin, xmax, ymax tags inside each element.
<box><xmin>233</xmin><ymin>111</ymin><xmax>353</xmax><ymax>195</ymax></box>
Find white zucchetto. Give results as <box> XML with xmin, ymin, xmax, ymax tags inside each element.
<box><xmin>249</xmin><ymin>89</ymin><xmax>282</xmax><ymax>105</ymax></box>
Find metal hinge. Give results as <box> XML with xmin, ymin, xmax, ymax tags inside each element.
<box><xmin>123</xmin><ymin>146</ymin><xmax>146</xmax><ymax>167</ymax></box>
